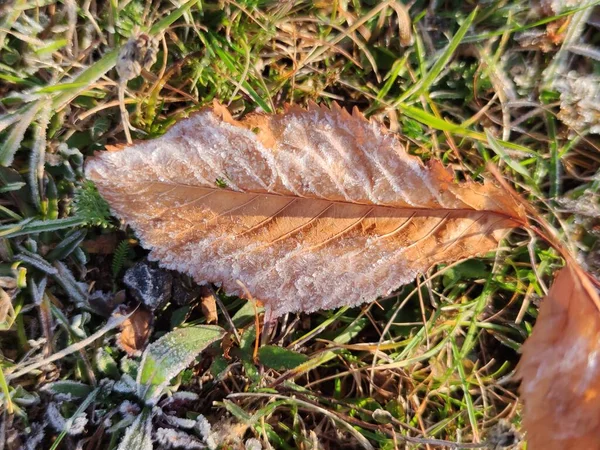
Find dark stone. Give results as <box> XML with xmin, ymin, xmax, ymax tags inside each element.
<box><xmin>123</xmin><ymin>261</ymin><xmax>173</xmax><ymax>310</ymax></box>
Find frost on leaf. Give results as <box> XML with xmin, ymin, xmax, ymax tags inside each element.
<box><xmin>118</xmin><ymin>400</ymin><xmax>141</xmax><ymax>419</ymax></box>
<box><xmin>554</xmin><ymin>71</ymin><xmax>600</xmax><ymax>135</ymax></box>
<box><xmin>155</xmin><ymin>427</ymin><xmax>207</xmax><ymax>449</ymax></box>
<box><xmin>136</xmin><ymin>325</ymin><xmax>225</xmax><ymax>403</ymax></box>
<box><xmin>114</xmin><ymin>373</ymin><xmax>137</xmax><ymax>394</ymax></box>
<box><xmin>46</xmin><ymin>402</ymin><xmax>88</xmax><ymax>435</ymax></box>
<box><xmin>86</xmin><ymin>103</ymin><xmax>525</xmax><ymax>317</ymax></box>
<box><xmin>117</xmin><ymin>409</ymin><xmax>153</xmax><ymax>450</ymax></box>
<box><xmin>517</xmin><ymin>266</ymin><xmax>600</xmax><ymax>450</ymax></box>
<box><xmin>24</xmin><ymin>422</ymin><xmax>45</xmax><ymax>450</ymax></box>
<box><xmin>41</xmin><ymin>380</ymin><xmax>93</xmax><ymax>401</ymax></box>
<box><xmin>245</xmin><ymin>438</ymin><xmax>262</xmax><ymax>450</ymax></box>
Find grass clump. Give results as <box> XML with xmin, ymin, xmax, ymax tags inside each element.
<box><xmin>0</xmin><ymin>0</ymin><xmax>599</xmax><ymax>449</ymax></box>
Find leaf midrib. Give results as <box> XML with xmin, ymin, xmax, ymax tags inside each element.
<box><xmin>106</xmin><ymin>179</ymin><xmax>525</xmax><ymax>225</ymax></box>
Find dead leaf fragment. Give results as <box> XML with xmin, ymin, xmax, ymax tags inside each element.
<box><xmin>199</xmin><ymin>286</ymin><xmax>218</xmax><ymax>324</ymax></box>
<box><xmin>86</xmin><ymin>103</ymin><xmax>525</xmax><ymax>317</ymax></box>
<box><xmin>117</xmin><ymin>305</ymin><xmax>153</xmax><ymax>357</ymax></box>
<box><xmin>0</xmin><ymin>287</ymin><xmax>14</xmax><ymax>328</ymax></box>
<box><xmin>116</xmin><ymin>34</ymin><xmax>159</xmax><ymax>82</ymax></box>
<box><xmin>517</xmin><ymin>265</ymin><xmax>600</xmax><ymax>450</ymax></box>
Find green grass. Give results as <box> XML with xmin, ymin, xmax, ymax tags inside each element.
<box><xmin>1</xmin><ymin>0</ymin><xmax>599</xmax><ymax>448</ymax></box>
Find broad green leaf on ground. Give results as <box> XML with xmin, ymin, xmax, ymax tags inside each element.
<box><xmin>442</xmin><ymin>259</ymin><xmax>489</xmax><ymax>288</ymax></box>
<box><xmin>41</xmin><ymin>381</ymin><xmax>93</xmax><ymax>400</ymax></box>
<box><xmin>86</xmin><ymin>104</ymin><xmax>526</xmax><ymax>319</ymax></box>
<box><xmin>258</xmin><ymin>345</ymin><xmax>309</xmax><ymax>370</ymax></box>
<box><xmin>136</xmin><ymin>325</ymin><xmax>225</xmax><ymax>403</ymax></box>
<box><xmin>517</xmin><ymin>265</ymin><xmax>600</xmax><ymax>450</ymax></box>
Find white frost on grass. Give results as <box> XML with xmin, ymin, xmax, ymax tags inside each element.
<box><xmin>540</xmin><ymin>0</ymin><xmax>580</xmax><ymax>13</ymax></box>
<box><xmin>554</xmin><ymin>71</ymin><xmax>600</xmax><ymax>135</ymax></box>
<box><xmin>245</xmin><ymin>438</ymin><xmax>262</xmax><ymax>450</ymax></box>
<box><xmin>155</xmin><ymin>428</ymin><xmax>207</xmax><ymax>449</ymax></box>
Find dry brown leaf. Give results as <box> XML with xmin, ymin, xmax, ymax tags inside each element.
<box><xmin>0</xmin><ymin>287</ymin><xmax>14</xmax><ymax>327</ymax></box>
<box><xmin>517</xmin><ymin>265</ymin><xmax>600</xmax><ymax>450</ymax></box>
<box><xmin>199</xmin><ymin>285</ymin><xmax>218</xmax><ymax>324</ymax></box>
<box><xmin>86</xmin><ymin>103</ymin><xmax>525</xmax><ymax>317</ymax></box>
<box><xmin>117</xmin><ymin>305</ymin><xmax>153</xmax><ymax>356</ymax></box>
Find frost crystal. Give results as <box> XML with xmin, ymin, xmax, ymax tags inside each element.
<box><xmin>117</xmin><ymin>412</ymin><xmax>153</xmax><ymax>450</ymax></box>
<box><xmin>485</xmin><ymin>419</ymin><xmax>521</xmax><ymax>450</ymax></box>
<box><xmin>539</xmin><ymin>0</ymin><xmax>580</xmax><ymax>14</ymax></box>
<box><xmin>136</xmin><ymin>326</ymin><xmax>224</xmax><ymax>403</ymax></box>
<box><xmin>245</xmin><ymin>438</ymin><xmax>262</xmax><ymax>450</ymax></box>
<box><xmin>116</xmin><ymin>34</ymin><xmax>159</xmax><ymax>82</ymax></box>
<box><xmin>119</xmin><ymin>400</ymin><xmax>141</xmax><ymax>418</ymax></box>
<box><xmin>24</xmin><ymin>422</ymin><xmax>45</xmax><ymax>450</ymax></box>
<box><xmin>164</xmin><ymin>414</ymin><xmax>197</xmax><ymax>430</ymax></box>
<box><xmin>41</xmin><ymin>384</ymin><xmax>73</xmax><ymax>402</ymax></box>
<box><xmin>46</xmin><ymin>402</ymin><xmax>66</xmax><ymax>432</ymax></box>
<box><xmin>194</xmin><ymin>414</ymin><xmax>212</xmax><ymax>439</ymax></box>
<box><xmin>120</xmin><ymin>356</ymin><xmax>139</xmax><ymax>375</ymax></box>
<box><xmin>16</xmin><ymin>251</ymin><xmax>58</xmax><ymax>275</ymax></box>
<box><xmin>114</xmin><ymin>374</ymin><xmax>137</xmax><ymax>394</ymax></box>
<box><xmin>67</xmin><ymin>414</ymin><xmax>88</xmax><ymax>435</ymax></box>
<box><xmin>155</xmin><ymin>427</ymin><xmax>207</xmax><ymax>449</ymax></box>
<box><xmin>53</xmin><ymin>261</ymin><xmax>89</xmax><ymax>306</ymax></box>
<box><xmin>123</xmin><ymin>261</ymin><xmax>173</xmax><ymax>309</ymax></box>
<box><xmin>554</xmin><ymin>71</ymin><xmax>600</xmax><ymax>135</ymax></box>
<box><xmin>171</xmin><ymin>391</ymin><xmax>200</xmax><ymax>402</ymax></box>
<box><xmin>100</xmin><ymin>378</ymin><xmax>115</xmax><ymax>392</ymax></box>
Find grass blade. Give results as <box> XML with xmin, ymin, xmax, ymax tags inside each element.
<box><xmin>0</xmin><ymin>217</ymin><xmax>85</xmax><ymax>239</ymax></box>
<box><xmin>398</xmin><ymin>8</ymin><xmax>478</xmax><ymax>102</ymax></box>
<box><xmin>0</xmin><ymin>101</ymin><xmax>42</xmax><ymax>167</ymax></box>
<box><xmin>398</xmin><ymin>103</ymin><xmax>535</xmax><ymax>153</ymax></box>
